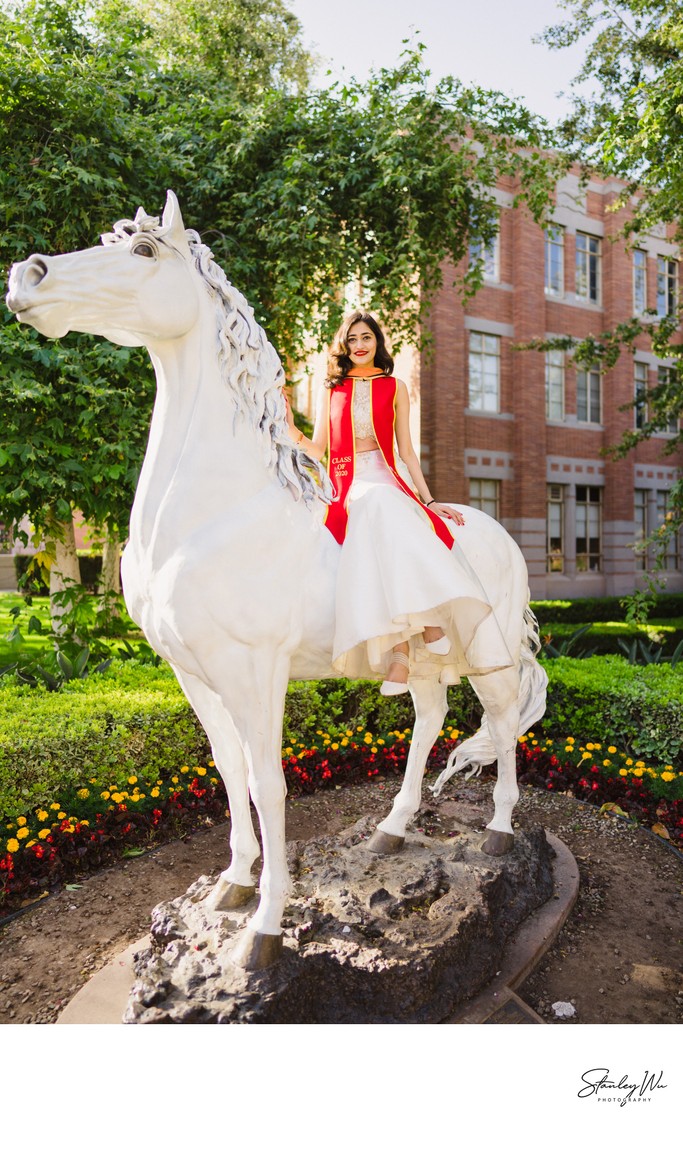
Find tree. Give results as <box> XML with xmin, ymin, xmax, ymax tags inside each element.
<box><xmin>1</xmin><ymin>0</ymin><xmax>560</xmax><ymax>611</ymax></box>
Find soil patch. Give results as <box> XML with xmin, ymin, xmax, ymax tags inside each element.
<box><xmin>0</xmin><ymin>774</ymin><xmax>681</xmax><ymax>1024</ymax></box>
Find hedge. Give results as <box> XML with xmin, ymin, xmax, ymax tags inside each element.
<box><xmin>531</xmin><ymin>594</ymin><xmax>683</xmax><ymax>624</ymax></box>
<box><xmin>2</xmin><ymin>655</ymin><xmax>682</xmax><ymax>821</ymax></box>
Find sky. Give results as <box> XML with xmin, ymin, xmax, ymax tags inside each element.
<box><xmin>289</xmin><ymin>0</ymin><xmax>589</xmax><ymax>124</ymax></box>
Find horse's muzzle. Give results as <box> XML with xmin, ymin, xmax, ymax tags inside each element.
<box><xmin>6</xmin><ymin>255</ymin><xmax>50</xmax><ymax>314</ymax></box>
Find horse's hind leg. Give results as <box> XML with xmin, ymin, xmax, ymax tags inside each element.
<box><xmin>173</xmin><ymin>670</ymin><xmax>260</xmax><ymax>908</ymax></box>
<box><xmin>469</xmin><ymin>667</ymin><xmax>520</xmax><ymax>855</ymax></box>
<box><xmin>368</xmin><ymin>676</ymin><xmax>448</xmax><ymax>852</ymax></box>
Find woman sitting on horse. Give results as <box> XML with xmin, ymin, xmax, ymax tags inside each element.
<box><xmin>286</xmin><ymin>310</ymin><xmax>513</xmax><ymax>694</ymax></box>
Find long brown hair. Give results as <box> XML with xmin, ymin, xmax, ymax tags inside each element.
<box><xmin>325</xmin><ymin>311</ymin><xmax>394</xmax><ymax>388</ymax></box>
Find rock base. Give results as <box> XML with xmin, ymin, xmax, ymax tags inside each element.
<box><xmin>123</xmin><ymin>817</ymin><xmax>555</xmax><ymax>1024</ymax></box>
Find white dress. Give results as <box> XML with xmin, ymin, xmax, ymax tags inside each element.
<box><xmin>331</xmin><ymin>379</ymin><xmax>514</xmax><ymax>682</ymax></box>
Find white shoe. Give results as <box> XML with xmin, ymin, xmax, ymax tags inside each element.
<box><xmin>380</xmin><ymin>651</ymin><xmax>409</xmax><ymax>696</ymax></box>
<box><xmin>425</xmin><ymin>634</ymin><xmax>451</xmax><ymax>656</ymax></box>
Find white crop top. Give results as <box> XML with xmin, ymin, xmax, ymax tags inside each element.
<box><xmin>353</xmin><ymin>378</ymin><xmax>376</xmax><ymax>440</ymax></box>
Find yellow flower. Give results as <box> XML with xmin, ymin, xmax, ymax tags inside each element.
<box><xmin>171</xmin><ymin>776</ymin><xmax>179</xmax><ymax>785</ymax></box>
<box><xmin>111</xmin><ymin>793</ymin><xmax>123</xmax><ymax>803</ymax></box>
<box><xmin>625</xmin><ymin>758</ymin><xmax>633</xmax><ymax>767</ymax></box>
<box><xmin>439</xmin><ymin>730</ymin><xmax>445</xmax><ymax>738</ymax></box>
<box><xmin>635</xmin><ymin>761</ymin><xmax>645</xmax><ymax>768</ymax></box>
<box><xmin>661</xmin><ymin>771</ymin><xmax>675</xmax><ymax>783</ymax></box>
<box><xmin>356</xmin><ymin>726</ymin><xmax>364</xmax><ymax>732</ymax></box>
<box><xmin>100</xmin><ymin>791</ymin><xmax>110</xmax><ymax>800</ymax></box>
<box><xmin>518</xmin><ymin>735</ymin><xmax>527</xmax><ymax>743</ymax></box>
<box><xmin>633</xmin><ymin>769</ymin><xmax>644</xmax><ymax>778</ymax></box>
<box><xmin>26</xmin><ymin>839</ymin><xmax>36</xmax><ymax>848</ymax></box>
<box><xmin>57</xmin><ymin>811</ymin><xmax>66</xmax><ymax>820</ymax></box>
<box><xmin>364</xmin><ymin>734</ymin><xmax>373</xmax><ymax>744</ymax></box>
<box><xmin>130</xmin><ymin>794</ymin><xmax>140</xmax><ymax>802</ymax></box>
<box><xmin>566</xmin><ymin>736</ymin><xmax>575</xmax><ymax>743</ymax></box>
<box><xmin>619</xmin><ymin>769</ymin><xmax>628</xmax><ymax>776</ymax></box>
<box><xmin>283</xmin><ymin>748</ymin><xmax>293</xmax><ymax>756</ymax></box>
<box><xmin>346</xmin><ymin>730</ymin><xmax>353</xmax><ymax>737</ymax></box>
<box><xmin>77</xmin><ymin>788</ymin><xmax>90</xmax><ymax>800</ymax></box>
<box><xmin>6</xmin><ymin>839</ymin><xmax>19</xmax><ymax>853</ymax></box>
<box><xmin>608</xmin><ymin>746</ymin><xmax>617</xmax><ymax>754</ymax></box>
<box><xmin>196</xmin><ymin>767</ymin><xmax>206</xmax><ymax>776</ymax></box>
<box><xmin>37</xmin><ymin>810</ymin><xmax>48</xmax><ymax>822</ymax></box>
<box><xmin>341</xmin><ymin>739</ymin><xmax>348</xmax><ymax>748</ymax></box>
<box><xmin>371</xmin><ymin>746</ymin><xmax>378</xmax><ymax>753</ymax></box>
<box><xmin>89</xmin><ymin>777</ymin><xmax>98</xmax><ymax>784</ymax></box>
<box><xmin>16</xmin><ymin>816</ymin><xmax>27</xmax><ymax>827</ymax></box>
<box><xmin>377</xmin><ymin>738</ymin><xmax>385</xmax><ymax>745</ymax></box>
<box><xmin>50</xmin><ymin>803</ymin><xmax>60</xmax><ymax>811</ymax></box>
<box><xmin>38</xmin><ymin>828</ymin><xmax>51</xmax><ymax>840</ymax></box>
<box><xmin>16</xmin><ymin>827</ymin><xmax>29</xmax><ymax>840</ymax></box>
<box><xmin>5</xmin><ymin>823</ymin><xmax>14</xmax><ymax>831</ymax></box>
<box><xmin>602</xmin><ymin>759</ymin><xmax>611</xmax><ymax>767</ymax></box>
<box><xmin>151</xmin><ymin>788</ymin><xmax>160</xmax><ymax>798</ymax></box>
<box><xmin>128</xmin><ymin>776</ymin><xmax>138</xmax><ymax>785</ymax></box>
<box><xmin>80</xmin><ymin>820</ymin><xmax>89</xmax><ymax>827</ymax></box>
<box><xmin>582</xmin><ymin>752</ymin><xmax>591</xmax><ymax>761</ymax></box>
<box><xmin>208</xmin><ymin>760</ymin><xmax>215</xmax><ymax>767</ymax></box>
<box><xmin>210</xmin><ymin>777</ymin><xmax>219</xmax><ymax>785</ymax></box>
<box><xmin>586</xmin><ymin>742</ymin><xmax>594</xmax><ymax>751</ymax></box>
<box><xmin>181</xmin><ymin>766</ymin><xmax>190</xmax><ymax>774</ymax></box>
<box><xmin>331</xmin><ymin>743</ymin><xmax>339</xmax><ymax>751</ymax></box>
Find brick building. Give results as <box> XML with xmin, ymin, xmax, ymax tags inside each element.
<box><xmin>417</xmin><ymin>167</ymin><xmax>683</xmax><ymax>599</ymax></box>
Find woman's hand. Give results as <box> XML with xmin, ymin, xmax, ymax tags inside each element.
<box><xmin>430</xmin><ymin>503</ymin><xmax>465</xmax><ymax>526</ymax></box>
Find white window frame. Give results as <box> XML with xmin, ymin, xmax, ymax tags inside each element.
<box><xmin>546</xmin><ymin>484</ymin><xmax>565</xmax><ymax>573</ymax></box>
<box><xmin>545</xmin><ymin>226</ymin><xmax>564</xmax><ymax>297</ymax></box>
<box><xmin>576</xmin><ymin>366</ymin><xmax>602</xmax><ymax>424</ymax></box>
<box><xmin>634</xmin><ymin>362</ymin><xmax>648</xmax><ymax>430</ymax></box>
<box><xmin>575</xmin><ymin>232</ymin><xmax>601</xmax><ymax>303</ymax></box>
<box><xmin>468</xmin><ymin>332</ymin><xmax>501</xmax><ymax>413</ymax></box>
<box><xmin>656</xmin><ymin>257</ymin><xmax>678</xmax><ymax>318</ymax></box>
<box><xmin>575</xmin><ymin>485</ymin><xmax>602</xmax><ymax>572</ymax></box>
<box><xmin>656</xmin><ymin>366</ymin><xmax>679</xmax><ymax>434</ymax></box>
<box><xmin>633</xmin><ymin>249</ymin><xmax>647</xmax><ymax>315</ymax></box>
<box><xmin>469</xmin><ymin>478</ymin><xmax>500</xmax><ymax>520</ymax></box>
<box><xmin>545</xmin><ymin>349</ymin><xmax>564</xmax><ymax>421</ymax></box>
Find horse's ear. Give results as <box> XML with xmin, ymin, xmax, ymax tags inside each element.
<box><xmin>162</xmin><ymin>190</ymin><xmax>191</xmax><ymax>258</ymax></box>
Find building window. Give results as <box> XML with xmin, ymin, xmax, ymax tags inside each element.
<box><xmin>634</xmin><ymin>362</ymin><xmax>648</xmax><ymax>429</ymax></box>
<box><xmin>545</xmin><ymin>350</ymin><xmax>564</xmax><ymax>421</ymax></box>
<box><xmin>633</xmin><ymin>249</ymin><xmax>647</xmax><ymax>315</ymax></box>
<box><xmin>545</xmin><ymin>226</ymin><xmax>564</xmax><ymax>296</ymax></box>
<box><xmin>656</xmin><ymin>366</ymin><xmax>680</xmax><ymax>433</ymax></box>
<box><xmin>657</xmin><ymin>489</ymin><xmax>680</xmax><ymax>570</ymax></box>
<box><xmin>634</xmin><ymin>488</ymin><xmax>647</xmax><ymax>570</ymax></box>
<box><xmin>469</xmin><ymin>222</ymin><xmax>500</xmax><ymax>282</ymax></box>
<box><xmin>575</xmin><ymin>232</ymin><xmax>601</xmax><ymax>303</ymax></box>
<box><xmin>576</xmin><ymin>485</ymin><xmax>602</xmax><ymax>572</ymax></box>
<box><xmin>656</xmin><ymin>257</ymin><xmax>677</xmax><ymax>318</ymax></box>
<box><xmin>468</xmin><ymin>332</ymin><xmax>500</xmax><ymax>412</ymax></box>
<box><xmin>576</xmin><ymin>367</ymin><xmax>601</xmax><ymax>424</ymax></box>
<box><xmin>546</xmin><ymin>484</ymin><xmax>564</xmax><ymax>573</ymax></box>
<box><xmin>469</xmin><ymin>478</ymin><xmax>500</xmax><ymax>519</ymax></box>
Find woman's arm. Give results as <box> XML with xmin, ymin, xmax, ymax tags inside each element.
<box><xmin>394</xmin><ymin>379</ymin><xmax>465</xmax><ymax>525</ymax></box>
<box><xmin>284</xmin><ymin>384</ymin><xmax>328</xmax><ymax>461</ymax></box>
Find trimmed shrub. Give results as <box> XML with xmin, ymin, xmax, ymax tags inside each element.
<box><xmin>531</xmin><ymin>594</ymin><xmax>683</xmax><ymax>624</ymax></box>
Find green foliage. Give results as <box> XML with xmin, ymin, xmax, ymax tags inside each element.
<box><xmin>531</xmin><ymin>593</ymin><xmax>683</xmax><ymax>623</ymax></box>
<box><xmin>542</xmin><ymin>656</ymin><xmax>683</xmax><ymax>767</ymax></box>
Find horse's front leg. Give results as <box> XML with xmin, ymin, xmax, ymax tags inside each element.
<box><xmin>470</xmin><ymin>667</ymin><xmax>520</xmax><ymax>856</ymax></box>
<box><xmin>173</xmin><ymin>669</ymin><xmax>260</xmax><ymax>908</ymax></box>
<box><xmin>367</xmin><ymin>676</ymin><xmax>448</xmax><ymax>853</ymax></box>
<box><xmin>225</xmin><ymin>652</ymin><xmax>292</xmax><ymax>970</ymax></box>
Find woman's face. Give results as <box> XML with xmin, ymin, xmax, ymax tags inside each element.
<box><xmin>347</xmin><ymin>321</ymin><xmax>377</xmax><ymax>369</ymax></box>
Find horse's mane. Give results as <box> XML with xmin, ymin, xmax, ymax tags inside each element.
<box><xmin>102</xmin><ymin>210</ymin><xmax>332</xmax><ymax>509</ymax></box>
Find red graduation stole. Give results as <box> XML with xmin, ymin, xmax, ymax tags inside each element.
<box><xmin>323</xmin><ymin>375</ymin><xmax>454</xmax><ymax>550</ymax></box>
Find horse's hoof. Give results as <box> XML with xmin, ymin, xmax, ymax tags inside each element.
<box><xmin>205</xmin><ymin>877</ymin><xmax>256</xmax><ymax>911</ymax></box>
<box><xmin>481</xmin><ymin>831</ymin><xmax>514</xmax><ymax>856</ymax></box>
<box><xmin>366</xmin><ymin>829</ymin><xmax>405</xmax><ymax>855</ymax></box>
<box><xmin>232</xmin><ymin>929</ymin><xmax>283</xmax><ymax>971</ymax></box>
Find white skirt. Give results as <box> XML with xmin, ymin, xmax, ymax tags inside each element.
<box><xmin>332</xmin><ymin>450</ymin><xmax>514</xmax><ymax>682</ymax></box>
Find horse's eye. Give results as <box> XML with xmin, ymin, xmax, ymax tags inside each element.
<box><xmin>132</xmin><ymin>241</ymin><xmax>156</xmax><ymax>259</ymax></box>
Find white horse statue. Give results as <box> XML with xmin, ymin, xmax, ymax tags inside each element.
<box><xmin>6</xmin><ymin>191</ymin><xmax>547</xmax><ymax>970</ymax></box>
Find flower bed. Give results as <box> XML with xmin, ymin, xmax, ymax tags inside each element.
<box><xmin>1</xmin><ymin>723</ymin><xmax>681</xmax><ymax>918</ymax></box>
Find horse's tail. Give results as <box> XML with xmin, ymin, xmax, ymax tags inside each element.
<box><xmin>430</xmin><ymin>599</ymin><xmax>548</xmax><ymax>796</ymax></box>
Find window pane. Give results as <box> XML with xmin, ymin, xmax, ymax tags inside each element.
<box><xmin>633</xmin><ymin>250</ymin><xmax>647</xmax><ymax>314</ymax></box>
<box><xmin>468</xmin><ymin>332</ymin><xmax>500</xmax><ymax>412</ymax></box>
